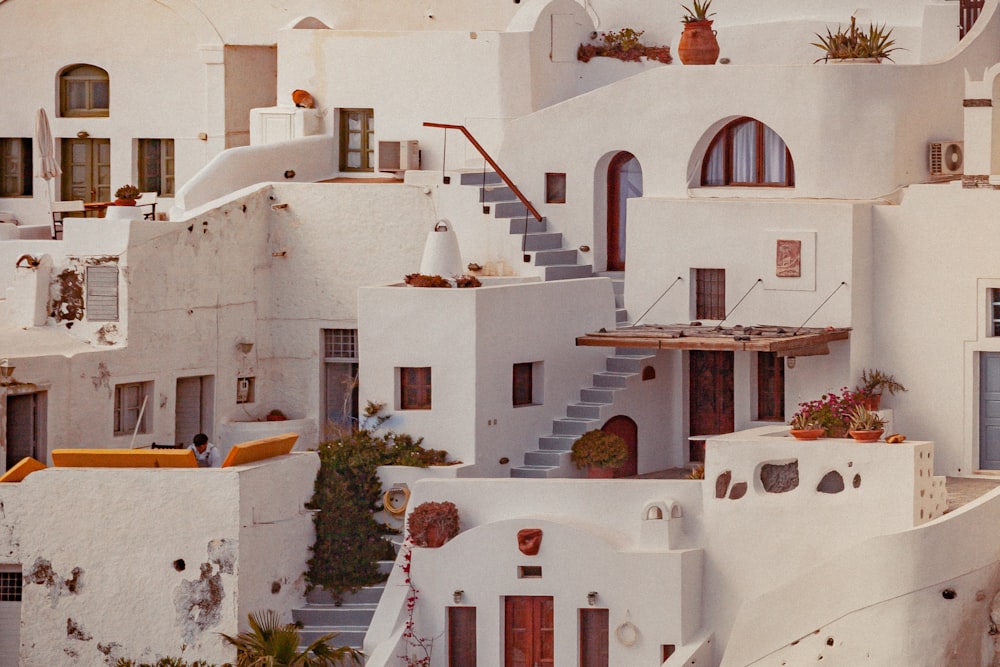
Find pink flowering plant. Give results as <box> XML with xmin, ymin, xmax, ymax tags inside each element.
<box><xmin>790</xmin><ymin>387</ymin><xmax>866</xmax><ymax>437</ymax></box>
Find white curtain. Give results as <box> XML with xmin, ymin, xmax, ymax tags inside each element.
<box><xmin>762</xmin><ymin>124</ymin><xmax>787</xmax><ymax>184</ymax></box>
<box><xmin>704</xmin><ymin>141</ymin><xmax>725</xmax><ymax>185</ymax></box>
<box><xmin>732</xmin><ymin>121</ymin><xmax>757</xmax><ymax>183</ymax></box>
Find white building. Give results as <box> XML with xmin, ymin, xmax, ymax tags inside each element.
<box><xmin>4</xmin><ymin>0</ymin><xmax>1000</xmax><ymax>664</ymax></box>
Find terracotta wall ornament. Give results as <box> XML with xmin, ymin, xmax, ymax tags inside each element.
<box><xmin>291</xmin><ymin>89</ymin><xmax>315</xmax><ymax>108</ymax></box>
<box><xmin>517</xmin><ymin>528</ymin><xmax>543</xmax><ymax>555</ymax></box>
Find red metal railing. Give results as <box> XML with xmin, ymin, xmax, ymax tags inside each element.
<box><xmin>423</xmin><ymin>122</ymin><xmax>543</xmax><ymax>222</ymax></box>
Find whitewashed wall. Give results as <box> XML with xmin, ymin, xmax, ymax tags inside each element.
<box><xmin>0</xmin><ymin>452</ymin><xmax>317</xmax><ymax>666</ymax></box>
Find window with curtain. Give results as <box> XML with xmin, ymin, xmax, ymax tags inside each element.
<box><xmin>702</xmin><ymin>117</ymin><xmax>794</xmax><ymax>187</ymax></box>
<box><xmin>59</xmin><ymin>64</ymin><xmax>109</xmax><ymax>117</ymax></box>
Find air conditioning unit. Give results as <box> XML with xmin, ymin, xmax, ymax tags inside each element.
<box><xmin>378</xmin><ymin>140</ymin><xmax>420</xmax><ymax>173</ymax></box>
<box><xmin>929</xmin><ymin>141</ymin><xmax>964</xmax><ymax>177</ymax></box>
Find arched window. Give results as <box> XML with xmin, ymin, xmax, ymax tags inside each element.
<box><xmin>702</xmin><ymin>117</ymin><xmax>793</xmax><ymax>187</ymax></box>
<box><xmin>60</xmin><ymin>64</ymin><xmax>109</xmax><ymax>117</ymax></box>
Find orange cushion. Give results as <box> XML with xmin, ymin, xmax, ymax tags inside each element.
<box><xmin>51</xmin><ymin>449</ymin><xmax>197</xmax><ymax>468</ymax></box>
<box><xmin>0</xmin><ymin>457</ymin><xmax>46</xmax><ymax>483</ymax></box>
<box><xmin>221</xmin><ymin>433</ymin><xmax>298</xmax><ymax>468</ymax></box>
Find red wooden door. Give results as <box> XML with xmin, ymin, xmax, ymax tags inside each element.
<box><xmin>688</xmin><ymin>351</ymin><xmax>734</xmax><ymax>462</ymax></box>
<box><xmin>505</xmin><ymin>596</ymin><xmax>554</xmax><ymax>667</ymax></box>
<box><xmin>606</xmin><ymin>152</ymin><xmax>641</xmax><ymax>272</ymax></box>
<box><xmin>602</xmin><ymin>415</ymin><xmax>637</xmax><ymax>477</ymax></box>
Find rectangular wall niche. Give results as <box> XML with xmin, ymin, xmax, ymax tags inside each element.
<box><xmin>518</xmin><ymin>565</ymin><xmax>543</xmax><ymax>578</ymax></box>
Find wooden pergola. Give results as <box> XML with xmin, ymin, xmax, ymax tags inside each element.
<box><xmin>576</xmin><ymin>323</ymin><xmax>851</xmax><ymax>358</ymax></box>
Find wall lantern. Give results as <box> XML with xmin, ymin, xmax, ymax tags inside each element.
<box><xmin>587</xmin><ymin>591</ymin><xmax>598</xmax><ymax>606</ymax></box>
<box><xmin>786</xmin><ymin>356</ymin><xmax>796</xmax><ymax>369</ymax></box>
<box><xmin>453</xmin><ymin>590</ymin><xmax>464</xmax><ymax>604</ymax></box>
<box><xmin>76</xmin><ymin>130</ymin><xmax>89</xmax><ymax>138</ymax></box>
<box><xmin>236</xmin><ymin>340</ymin><xmax>254</xmax><ymax>355</ymax></box>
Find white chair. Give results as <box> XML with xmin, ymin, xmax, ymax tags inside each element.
<box><xmin>49</xmin><ymin>200</ymin><xmax>85</xmax><ymax>239</ymax></box>
<box><xmin>138</xmin><ymin>192</ymin><xmax>158</xmax><ymax>220</ymax></box>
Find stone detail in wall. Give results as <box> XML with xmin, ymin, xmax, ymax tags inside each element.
<box><xmin>760</xmin><ymin>461</ymin><xmax>799</xmax><ymax>494</ymax></box>
<box><xmin>51</xmin><ymin>268</ymin><xmax>84</xmax><ymax>323</ymax></box>
<box><xmin>716</xmin><ymin>470</ymin><xmax>732</xmax><ymax>499</ymax></box>
<box><xmin>517</xmin><ymin>528</ymin><xmax>543</xmax><ymax>556</ymax></box>
<box><xmin>963</xmin><ymin>174</ymin><xmax>991</xmax><ymax>189</ymax></box>
<box><xmin>963</xmin><ymin>98</ymin><xmax>992</xmax><ymax>107</ymax></box>
<box><xmin>174</xmin><ymin>561</ymin><xmax>225</xmax><ymax>643</ymax></box>
<box><xmin>729</xmin><ymin>482</ymin><xmax>748</xmax><ymax>500</ymax></box>
<box><xmin>817</xmin><ymin>470</ymin><xmax>845</xmax><ymax>494</ymax></box>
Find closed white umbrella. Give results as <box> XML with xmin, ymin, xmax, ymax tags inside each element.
<box><xmin>34</xmin><ymin>108</ymin><xmax>60</xmax><ymax>200</ymax></box>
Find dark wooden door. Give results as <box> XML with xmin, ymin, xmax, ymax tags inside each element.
<box><xmin>980</xmin><ymin>352</ymin><xmax>1000</xmax><ymax>469</ymax></box>
<box><xmin>689</xmin><ymin>351</ymin><xmax>734</xmax><ymax>462</ymax></box>
<box><xmin>602</xmin><ymin>415</ymin><xmax>637</xmax><ymax>477</ymax></box>
<box><xmin>6</xmin><ymin>393</ymin><xmax>39</xmax><ymax>470</ymax></box>
<box><xmin>606</xmin><ymin>152</ymin><xmax>641</xmax><ymax>272</ymax></box>
<box><xmin>504</xmin><ymin>596</ymin><xmax>554</xmax><ymax>667</ymax></box>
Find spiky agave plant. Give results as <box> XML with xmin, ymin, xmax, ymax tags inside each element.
<box><xmin>219</xmin><ymin>610</ymin><xmax>363</xmax><ymax>667</ymax></box>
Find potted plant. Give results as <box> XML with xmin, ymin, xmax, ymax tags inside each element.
<box><xmin>678</xmin><ymin>0</ymin><xmax>719</xmax><ymax>65</ymax></box>
<box><xmin>113</xmin><ymin>184</ymin><xmax>141</xmax><ymax>207</ymax></box>
<box><xmin>847</xmin><ymin>404</ymin><xmax>887</xmax><ymax>442</ymax></box>
<box><xmin>788</xmin><ymin>411</ymin><xmax>825</xmax><ymax>441</ymax></box>
<box><xmin>577</xmin><ymin>28</ymin><xmax>673</xmax><ymax>64</ymax></box>
<box><xmin>857</xmin><ymin>368</ymin><xmax>906</xmax><ymax>410</ymax></box>
<box><xmin>812</xmin><ymin>16</ymin><xmax>900</xmax><ymax>63</ymax></box>
<box><xmin>403</xmin><ymin>273</ymin><xmax>451</xmax><ymax>288</ymax></box>
<box><xmin>792</xmin><ymin>387</ymin><xmax>867</xmax><ymax>438</ymax></box>
<box><xmin>266</xmin><ymin>408</ymin><xmax>287</xmax><ymax>421</ymax></box>
<box><xmin>407</xmin><ymin>500</ymin><xmax>460</xmax><ymax>548</ymax></box>
<box><xmin>570</xmin><ymin>429</ymin><xmax>628</xmax><ymax>478</ymax></box>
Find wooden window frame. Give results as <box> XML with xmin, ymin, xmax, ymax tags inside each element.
<box><xmin>701</xmin><ymin>117</ymin><xmax>794</xmax><ymax>187</ymax></box>
<box><xmin>114</xmin><ymin>381</ymin><xmax>151</xmax><ymax>435</ymax></box>
<box><xmin>340</xmin><ymin>108</ymin><xmax>375</xmax><ymax>172</ymax></box>
<box><xmin>60</xmin><ymin>64</ymin><xmax>110</xmax><ymax>118</ymax></box>
<box><xmin>545</xmin><ymin>172</ymin><xmax>566</xmax><ymax>204</ymax></box>
<box><xmin>0</xmin><ymin>138</ymin><xmax>32</xmax><ymax>197</ymax></box>
<box><xmin>756</xmin><ymin>352</ymin><xmax>785</xmax><ymax>422</ymax></box>
<box><xmin>695</xmin><ymin>268</ymin><xmax>726</xmax><ymax>320</ymax></box>
<box><xmin>400</xmin><ymin>367</ymin><xmax>432</xmax><ymax>410</ymax></box>
<box><xmin>513</xmin><ymin>362</ymin><xmax>535</xmax><ymax>407</ymax></box>
<box><xmin>138</xmin><ymin>138</ymin><xmax>175</xmax><ymax>196</ymax></box>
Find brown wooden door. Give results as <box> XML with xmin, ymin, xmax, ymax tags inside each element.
<box><xmin>606</xmin><ymin>152</ymin><xmax>641</xmax><ymax>272</ymax></box>
<box><xmin>602</xmin><ymin>415</ymin><xmax>637</xmax><ymax>477</ymax></box>
<box><xmin>61</xmin><ymin>138</ymin><xmax>110</xmax><ymax>202</ymax></box>
<box><xmin>689</xmin><ymin>350</ymin><xmax>734</xmax><ymax>462</ymax></box>
<box><xmin>504</xmin><ymin>596</ymin><xmax>554</xmax><ymax>667</ymax></box>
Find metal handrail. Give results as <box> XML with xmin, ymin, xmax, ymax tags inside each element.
<box><xmin>423</xmin><ymin>122</ymin><xmax>543</xmax><ymax>222</ymax></box>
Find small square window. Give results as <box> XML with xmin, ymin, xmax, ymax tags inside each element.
<box><xmin>237</xmin><ymin>377</ymin><xmax>255</xmax><ymax>404</ymax></box>
<box><xmin>695</xmin><ymin>268</ymin><xmax>725</xmax><ymax>320</ymax></box>
<box><xmin>545</xmin><ymin>173</ymin><xmax>566</xmax><ymax>204</ymax></box>
<box><xmin>114</xmin><ymin>381</ymin><xmax>152</xmax><ymax>435</ymax></box>
<box><xmin>324</xmin><ymin>328</ymin><xmax>358</xmax><ymax>360</ymax></box>
<box><xmin>400</xmin><ymin>367</ymin><xmax>431</xmax><ymax>410</ymax></box>
<box><xmin>0</xmin><ymin>571</ymin><xmax>22</xmax><ymax>602</ymax></box>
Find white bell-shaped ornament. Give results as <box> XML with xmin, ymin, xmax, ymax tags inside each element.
<box><xmin>419</xmin><ymin>219</ymin><xmax>462</xmax><ymax>277</ymax></box>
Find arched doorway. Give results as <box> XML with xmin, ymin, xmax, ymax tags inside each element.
<box><xmin>602</xmin><ymin>415</ymin><xmax>638</xmax><ymax>477</ymax></box>
<box><xmin>606</xmin><ymin>152</ymin><xmax>642</xmax><ymax>271</ymax></box>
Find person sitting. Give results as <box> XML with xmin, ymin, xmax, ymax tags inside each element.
<box><xmin>188</xmin><ymin>433</ymin><xmax>221</xmax><ymax>468</ymax></box>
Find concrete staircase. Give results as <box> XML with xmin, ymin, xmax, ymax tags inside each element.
<box><xmin>510</xmin><ymin>347</ymin><xmax>653</xmax><ymax>478</ymax></box>
<box><xmin>460</xmin><ymin>171</ymin><xmax>592</xmax><ymax>281</ymax></box>
<box><xmin>293</xmin><ymin>558</ymin><xmax>396</xmax><ymax>653</ymax></box>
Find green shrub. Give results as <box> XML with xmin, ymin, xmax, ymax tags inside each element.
<box><xmin>306</xmin><ymin>402</ymin><xmax>449</xmax><ymax>601</ymax></box>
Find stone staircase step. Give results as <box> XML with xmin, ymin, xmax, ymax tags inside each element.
<box><xmin>459</xmin><ymin>170</ymin><xmax>503</xmax><ymax>185</ymax></box>
<box><xmin>592</xmin><ymin>372</ymin><xmax>630</xmax><ymax>388</ymax></box>
<box><xmin>544</xmin><ymin>264</ymin><xmax>593</xmax><ymax>280</ymax></box>
<box><xmin>510</xmin><ymin>465</ymin><xmax>559</xmax><ymax>478</ymax></box>
<box><xmin>538</xmin><ymin>434</ymin><xmax>578</xmax><ymax>450</ymax></box>
<box><xmin>581</xmin><ymin>387</ymin><xmax>617</xmax><ymax>403</ymax></box>
<box><xmin>522</xmin><ymin>232</ymin><xmax>563</xmax><ymax>251</ymax></box>
<box><xmin>293</xmin><ymin>603</ymin><xmax>377</xmax><ymax>627</ymax></box>
<box><xmin>552</xmin><ymin>418</ymin><xmax>594</xmax><ymax>435</ymax></box>
<box><xmin>566</xmin><ymin>402</ymin><xmax>605</xmax><ymax>419</ymax></box>
<box><xmin>494</xmin><ymin>200</ymin><xmax>532</xmax><ymax>218</ymax></box>
<box><xmin>480</xmin><ymin>185</ymin><xmax>515</xmax><ymax>202</ymax></box>
<box><xmin>606</xmin><ymin>356</ymin><xmax>644</xmax><ymax>373</ymax></box>
<box><xmin>508</xmin><ymin>218</ymin><xmax>547</xmax><ymax>234</ymax></box>
<box><xmin>534</xmin><ymin>248</ymin><xmax>578</xmax><ymax>266</ymax></box>
<box><xmin>524</xmin><ymin>450</ymin><xmax>567</xmax><ymax>467</ymax></box>
<box><xmin>616</xmin><ymin>308</ymin><xmax>628</xmax><ymax>323</ymax></box>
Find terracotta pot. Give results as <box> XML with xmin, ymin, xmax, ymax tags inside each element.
<box><xmin>587</xmin><ymin>466</ymin><xmax>615</xmax><ymax>479</ymax></box>
<box><xmin>790</xmin><ymin>428</ymin><xmax>825</xmax><ymax>441</ymax></box>
<box><xmin>266</xmin><ymin>414</ymin><xmax>287</xmax><ymax>421</ymax></box>
<box><xmin>849</xmin><ymin>429</ymin><xmax>884</xmax><ymax>443</ymax></box>
<box><xmin>860</xmin><ymin>394</ymin><xmax>882</xmax><ymax>411</ymax></box>
<box><xmin>678</xmin><ymin>20</ymin><xmax>719</xmax><ymax>65</ymax></box>
<box><xmin>114</xmin><ymin>198</ymin><xmax>136</xmax><ymax>207</ymax></box>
